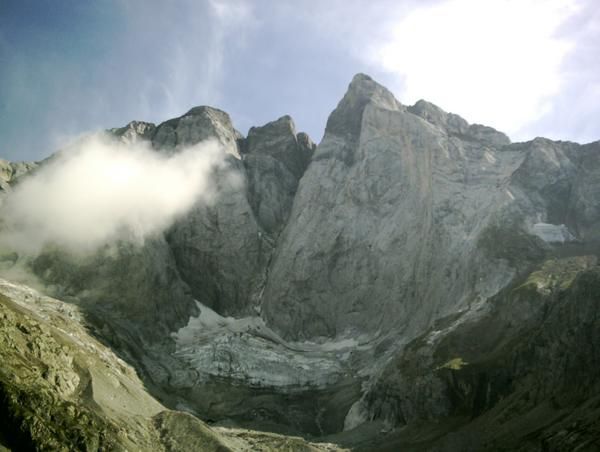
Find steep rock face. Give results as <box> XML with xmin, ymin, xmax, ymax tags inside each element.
<box><xmin>243</xmin><ymin>115</ymin><xmax>315</xmax><ymax>235</ymax></box>
<box><xmin>262</xmin><ymin>74</ymin><xmax>521</xmax><ymax>340</ymax></box>
<box><xmin>144</xmin><ymin>113</ymin><xmax>350</xmax><ymax>434</ymax></box>
<box><xmin>124</xmin><ymin>79</ymin><xmax>600</xmax><ymax>447</ymax></box>
<box><xmin>167</xmin><ymin>164</ymin><xmax>269</xmax><ymax>315</ymax></box>
<box><xmin>494</xmin><ymin>138</ymin><xmax>600</xmax><ymax>250</ymax></box>
<box><xmin>30</xmin><ymin>238</ymin><xmax>195</xmax><ymax>335</ymax></box>
<box><xmin>360</xmin><ymin>257</ymin><xmax>600</xmax><ymax>451</ymax></box>
<box><xmin>105</xmin><ymin>107</ymin><xmax>264</xmax><ymax>322</ymax></box>
<box><xmin>161</xmin><ymin>108</ymin><xmax>271</xmax><ymax>316</ymax></box>
<box><xmin>13</xmin><ymin>122</ymin><xmax>198</xmax><ymax>338</ymax></box>
<box><xmin>163</xmin><ymin>109</ymin><xmax>315</xmax><ymax>315</ymax></box>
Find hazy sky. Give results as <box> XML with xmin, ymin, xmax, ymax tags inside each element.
<box><xmin>1</xmin><ymin>0</ymin><xmax>599</xmax><ymax>161</ymax></box>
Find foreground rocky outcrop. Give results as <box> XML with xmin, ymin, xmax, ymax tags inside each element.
<box><xmin>1</xmin><ymin>74</ymin><xmax>600</xmax><ymax>450</ymax></box>
<box><xmin>0</xmin><ymin>279</ymin><xmax>344</xmax><ymax>451</ymax></box>
<box><xmin>355</xmin><ymin>256</ymin><xmax>600</xmax><ymax>451</ymax></box>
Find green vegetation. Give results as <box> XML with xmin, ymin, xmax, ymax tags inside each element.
<box><xmin>436</xmin><ymin>357</ymin><xmax>468</xmax><ymax>371</ymax></box>
<box><xmin>512</xmin><ymin>256</ymin><xmax>597</xmax><ymax>294</ymax></box>
<box><xmin>0</xmin><ymin>295</ymin><xmax>120</xmax><ymax>451</ymax></box>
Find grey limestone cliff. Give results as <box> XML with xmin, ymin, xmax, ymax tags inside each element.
<box><xmin>262</xmin><ymin>74</ymin><xmax>521</xmax><ymax>341</ymax></box>
<box><xmin>243</xmin><ymin>115</ymin><xmax>315</xmax><ymax>235</ymax></box>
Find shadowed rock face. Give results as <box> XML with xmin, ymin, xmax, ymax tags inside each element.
<box><xmin>161</xmin><ymin>109</ymin><xmax>269</xmax><ymax>317</ymax></box>
<box><xmin>2</xmin><ymin>74</ymin><xmax>600</xmax><ymax>450</ymax></box>
<box><xmin>359</xmin><ymin>258</ymin><xmax>600</xmax><ymax>451</ymax></box>
<box><xmin>243</xmin><ymin>115</ymin><xmax>315</xmax><ymax>235</ymax></box>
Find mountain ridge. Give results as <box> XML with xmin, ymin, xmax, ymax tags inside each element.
<box><xmin>1</xmin><ymin>74</ymin><xmax>600</xmax><ymax>450</ymax></box>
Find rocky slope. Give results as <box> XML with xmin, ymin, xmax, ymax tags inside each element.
<box><xmin>1</xmin><ymin>74</ymin><xmax>600</xmax><ymax>450</ymax></box>
<box><xmin>354</xmin><ymin>256</ymin><xmax>600</xmax><ymax>451</ymax></box>
<box><xmin>0</xmin><ymin>278</ymin><xmax>343</xmax><ymax>451</ymax></box>
<box><xmin>0</xmin><ymin>159</ymin><xmax>37</xmax><ymax>197</ymax></box>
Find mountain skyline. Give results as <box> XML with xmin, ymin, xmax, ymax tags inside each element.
<box><xmin>1</xmin><ymin>0</ymin><xmax>599</xmax><ymax>162</ymax></box>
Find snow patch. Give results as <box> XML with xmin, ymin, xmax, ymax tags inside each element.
<box><xmin>172</xmin><ymin>301</ymin><xmax>367</xmax><ymax>389</ymax></box>
<box><xmin>531</xmin><ymin>223</ymin><xmax>576</xmax><ymax>243</ymax></box>
<box><xmin>344</xmin><ymin>399</ymin><xmax>369</xmax><ymax>431</ymax></box>
<box><xmin>484</xmin><ymin>150</ymin><xmax>497</xmax><ymax>164</ymax></box>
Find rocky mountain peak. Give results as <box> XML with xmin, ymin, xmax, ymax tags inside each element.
<box><xmin>152</xmin><ymin>105</ymin><xmax>241</xmax><ymax>157</ymax></box>
<box><xmin>182</xmin><ymin>105</ymin><xmax>228</xmax><ymax>119</ymax></box>
<box><xmin>345</xmin><ymin>73</ymin><xmax>401</xmax><ymax>109</ymax></box>
<box><xmin>244</xmin><ymin>115</ymin><xmax>312</xmax><ymax>177</ymax></box>
<box><xmin>409</xmin><ymin>98</ymin><xmax>453</xmax><ymax>127</ymax></box>
<box><xmin>111</xmin><ymin>120</ymin><xmax>157</xmax><ymax>143</ymax></box>
<box><xmin>408</xmin><ymin>98</ymin><xmax>510</xmax><ymax>147</ymax></box>
<box><xmin>246</xmin><ymin>115</ymin><xmax>297</xmax><ymax>148</ymax></box>
<box><xmin>324</xmin><ymin>73</ymin><xmax>402</xmax><ymax>141</ymax></box>
<box><xmin>242</xmin><ymin>114</ymin><xmax>315</xmax><ymax>234</ymax></box>
<box><xmin>350</xmin><ymin>72</ymin><xmax>373</xmax><ymax>83</ymax></box>
<box><xmin>296</xmin><ymin>131</ymin><xmax>316</xmax><ymax>152</ymax></box>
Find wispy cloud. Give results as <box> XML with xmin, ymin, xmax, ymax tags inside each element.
<box><xmin>0</xmin><ymin>0</ymin><xmax>258</xmax><ymax>160</ymax></box>
<box><xmin>152</xmin><ymin>0</ymin><xmax>256</xmax><ymax>120</ymax></box>
<box><xmin>111</xmin><ymin>0</ymin><xmax>257</xmax><ymax>125</ymax></box>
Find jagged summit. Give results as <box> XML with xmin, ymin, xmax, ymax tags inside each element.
<box><xmin>151</xmin><ymin>105</ymin><xmax>242</xmax><ymax>156</ymax></box>
<box><xmin>326</xmin><ymin>73</ymin><xmax>510</xmax><ymax>148</ymax></box>
<box><xmin>408</xmin><ymin>97</ymin><xmax>511</xmax><ymax>146</ymax></box>
<box><xmin>110</xmin><ymin>120</ymin><xmax>157</xmax><ymax>143</ymax></box>
<box><xmin>351</xmin><ymin>72</ymin><xmax>374</xmax><ymax>83</ymax></box>
<box><xmin>183</xmin><ymin>105</ymin><xmax>230</xmax><ymax>118</ymax></box>
<box><xmin>344</xmin><ymin>72</ymin><xmax>401</xmax><ymax>109</ymax></box>
<box><xmin>247</xmin><ymin>115</ymin><xmax>296</xmax><ymax>140</ymax></box>
<box><xmin>325</xmin><ymin>73</ymin><xmax>402</xmax><ymax>140</ymax></box>
<box><xmin>243</xmin><ymin>114</ymin><xmax>315</xmax><ymax>233</ymax></box>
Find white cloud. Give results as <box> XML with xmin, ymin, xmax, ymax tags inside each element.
<box><xmin>374</xmin><ymin>0</ymin><xmax>579</xmax><ymax>138</ymax></box>
<box><xmin>0</xmin><ymin>135</ymin><xmax>229</xmax><ymax>254</ymax></box>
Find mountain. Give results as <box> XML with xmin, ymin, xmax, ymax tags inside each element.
<box><xmin>1</xmin><ymin>74</ymin><xmax>600</xmax><ymax>450</ymax></box>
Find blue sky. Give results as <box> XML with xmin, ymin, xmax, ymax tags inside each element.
<box><xmin>1</xmin><ymin>0</ymin><xmax>599</xmax><ymax>161</ymax></box>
